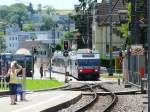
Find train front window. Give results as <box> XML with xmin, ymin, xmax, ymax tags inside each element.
<box><xmin>78</xmin><ymin>59</ymin><xmax>100</xmax><ymax>66</ymax></box>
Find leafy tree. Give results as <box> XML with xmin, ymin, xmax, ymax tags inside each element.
<box><xmin>0</xmin><ymin>32</ymin><xmax>6</xmax><ymax>52</ymax></box>
<box><xmin>8</xmin><ymin>3</ymin><xmax>29</xmax><ymax>30</ymax></box>
<box><xmin>45</xmin><ymin>6</ymin><xmax>55</xmax><ymax>15</ymax></box>
<box><xmin>40</xmin><ymin>16</ymin><xmax>54</xmax><ymax>30</ymax></box>
<box><xmin>73</xmin><ymin>0</ymin><xmax>96</xmax><ymax>49</ymax></box>
<box><xmin>55</xmin><ymin>44</ymin><xmax>62</xmax><ymax>51</ymax></box>
<box><xmin>38</xmin><ymin>4</ymin><xmax>42</xmax><ymax>13</ymax></box>
<box><xmin>118</xmin><ymin>2</ymin><xmax>132</xmax><ymax>49</ymax></box>
<box><xmin>0</xmin><ymin>5</ymin><xmax>10</xmax><ymax>20</ymax></box>
<box><xmin>22</xmin><ymin>23</ymin><xmax>34</xmax><ymax>31</ymax></box>
<box><xmin>27</xmin><ymin>3</ymin><xmax>34</xmax><ymax>14</ymax></box>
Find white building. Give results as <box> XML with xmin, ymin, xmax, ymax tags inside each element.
<box><xmin>4</xmin><ymin>26</ymin><xmax>64</xmax><ymax>53</ymax></box>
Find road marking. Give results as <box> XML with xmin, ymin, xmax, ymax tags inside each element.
<box><xmin>12</xmin><ymin>93</ymin><xmax>66</xmax><ymax>112</ymax></box>
<box><xmin>0</xmin><ymin>91</ymin><xmax>59</xmax><ymax>102</ymax></box>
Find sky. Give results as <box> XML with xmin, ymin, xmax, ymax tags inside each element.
<box><xmin>0</xmin><ymin>0</ymin><xmax>80</xmax><ymax>10</ymax></box>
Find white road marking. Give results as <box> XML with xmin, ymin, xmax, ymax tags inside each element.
<box><xmin>0</xmin><ymin>91</ymin><xmax>58</xmax><ymax>102</ymax></box>
<box><xmin>12</xmin><ymin>93</ymin><xmax>66</xmax><ymax>112</ymax></box>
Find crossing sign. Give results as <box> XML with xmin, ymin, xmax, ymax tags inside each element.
<box><xmin>63</xmin><ymin>51</ymin><xmax>68</xmax><ymax>57</ymax></box>
<box><xmin>130</xmin><ymin>45</ymin><xmax>144</xmax><ymax>55</ymax></box>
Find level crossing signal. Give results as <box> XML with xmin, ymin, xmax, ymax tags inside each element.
<box><xmin>64</xmin><ymin>40</ymin><xmax>69</xmax><ymax>51</ymax></box>
<box><xmin>63</xmin><ymin>40</ymin><xmax>69</xmax><ymax>57</ymax></box>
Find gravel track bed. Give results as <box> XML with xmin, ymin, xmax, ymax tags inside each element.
<box><xmin>60</xmin><ymin>82</ymin><xmax>148</xmax><ymax>112</ymax></box>
<box><xmin>58</xmin><ymin>95</ymin><xmax>93</xmax><ymax>112</ymax></box>
<box><xmin>101</xmin><ymin>82</ymin><xmax>140</xmax><ymax>92</ymax></box>
<box><xmin>102</xmin><ymin>82</ymin><xmax>148</xmax><ymax>112</ymax></box>
<box><xmin>112</xmin><ymin>95</ymin><xmax>148</xmax><ymax>112</ymax></box>
<box><xmin>85</xmin><ymin>95</ymin><xmax>112</xmax><ymax>112</ymax></box>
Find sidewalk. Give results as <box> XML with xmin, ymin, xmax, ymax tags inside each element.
<box><xmin>0</xmin><ymin>91</ymin><xmax>81</xmax><ymax>112</ymax></box>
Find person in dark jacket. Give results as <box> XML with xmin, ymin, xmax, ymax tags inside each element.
<box><xmin>40</xmin><ymin>64</ymin><xmax>43</xmax><ymax>79</ymax></box>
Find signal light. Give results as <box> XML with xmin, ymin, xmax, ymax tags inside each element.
<box><xmin>64</xmin><ymin>40</ymin><xmax>69</xmax><ymax>51</ymax></box>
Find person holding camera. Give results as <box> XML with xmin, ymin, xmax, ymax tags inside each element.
<box><xmin>6</xmin><ymin>61</ymin><xmax>22</xmax><ymax>105</ymax></box>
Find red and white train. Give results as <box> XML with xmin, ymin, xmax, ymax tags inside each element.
<box><xmin>52</xmin><ymin>49</ymin><xmax>100</xmax><ymax>80</ymax></box>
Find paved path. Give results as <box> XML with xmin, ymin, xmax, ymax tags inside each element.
<box><xmin>0</xmin><ymin>91</ymin><xmax>81</xmax><ymax>112</ymax></box>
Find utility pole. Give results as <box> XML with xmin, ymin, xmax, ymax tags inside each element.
<box><xmin>109</xmin><ymin>0</ymin><xmax>113</xmax><ymax>76</ymax></box>
<box><xmin>49</xmin><ymin>45</ymin><xmax>52</xmax><ymax>79</ymax></box>
<box><xmin>148</xmin><ymin>0</ymin><xmax>150</xmax><ymax>111</ymax></box>
<box><xmin>87</xmin><ymin>11</ymin><xmax>89</xmax><ymax>48</ymax></box>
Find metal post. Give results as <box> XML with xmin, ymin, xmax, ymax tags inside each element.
<box><xmin>64</xmin><ymin>57</ymin><xmax>68</xmax><ymax>83</ymax></box>
<box><xmin>87</xmin><ymin>12</ymin><xmax>89</xmax><ymax>48</ymax></box>
<box><xmin>32</xmin><ymin>48</ymin><xmax>34</xmax><ymax>80</ymax></box>
<box><xmin>109</xmin><ymin>0</ymin><xmax>113</xmax><ymax>76</ymax></box>
<box><xmin>49</xmin><ymin>45</ymin><xmax>52</xmax><ymax>79</ymax></box>
<box><xmin>148</xmin><ymin>0</ymin><xmax>150</xmax><ymax>111</ymax></box>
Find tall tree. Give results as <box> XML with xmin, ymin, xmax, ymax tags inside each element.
<box><xmin>27</xmin><ymin>3</ymin><xmax>34</xmax><ymax>14</ymax></box>
<box><xmin>0</xmin><ymin>32</ymin><xmax>6</xmax><ymax>52</ymax></box>
<box><xmin>8</xmin><ymin>3</ymin><xmax>29</xmax><ymax>30</ymax></box>
<box><xmin>40</xmin><ymin>16</ymin><xmax>54</xmax><ymax>30</ymax></box>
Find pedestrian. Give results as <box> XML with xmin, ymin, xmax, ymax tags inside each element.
<box><xmin>6</xmin><ymin>61</ymin><xmax>22</xmax><ymax>105</ymax></box>
<box><xmin>40</xmin><ymin>64</ymin><xmax>43</xmax><ymax>79</ymax></box>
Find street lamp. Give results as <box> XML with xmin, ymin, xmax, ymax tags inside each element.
<box><xmin>48</xmin><ymin>44</ymin><xmax>52</xmax><ymax>79</ymax></box>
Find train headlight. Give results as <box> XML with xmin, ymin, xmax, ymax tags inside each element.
<box><xmin>94</xmin><ymin>69</ymin><xmax>98</xmax><ymax>72</ymax></box>
<box><xmin>79</xmin><ymin>69</ymin><xmax>83</xmax><ymax>72</ymax></box>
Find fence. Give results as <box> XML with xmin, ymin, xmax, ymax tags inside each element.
<box><xmin>0</xmin><ymin>77</ymin><xmax>9</xmax><ymax>90</ymax></box>
<box><xmin>124</xmin><ymin>53</ymin><xmax>147</xmax><ymax>90</ymax></box>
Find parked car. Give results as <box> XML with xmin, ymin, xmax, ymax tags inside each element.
<box><xmin>100</xmin><ymin>66</ymin><xmax>108</xmax><ymax>73</ymax></box>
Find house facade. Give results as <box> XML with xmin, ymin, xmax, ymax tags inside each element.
<box><xmin>92</xmin><ymin>0</ymin><xmax>127</xmax><ymax>57</ymax></box>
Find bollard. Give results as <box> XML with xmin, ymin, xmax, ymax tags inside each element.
<box><xmin>118</xmin><ymin>73</ymin><xmax>120</xmax><ymax>85</ymax></box>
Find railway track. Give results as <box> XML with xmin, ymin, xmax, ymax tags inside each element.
<box><xmin>60</xmin><ymin>83</ymin><xmax>118</xmax><ymax>112</ymax></box>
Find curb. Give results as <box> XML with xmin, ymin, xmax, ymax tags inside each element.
<box><xmin>42</xmin><ymin>92</ymin><xmax>82</xmax><ymax>112</ymax></box>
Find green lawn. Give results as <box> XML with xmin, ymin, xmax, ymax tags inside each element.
<box><xmin>0</xmin><ymin>79</ymin><xmax>64</xmax><ymax>91</ymax></box>
<box><xmin>26</xmin><ymin>79</ymin><xmax>64</xmax><ymax>91</ymax></box>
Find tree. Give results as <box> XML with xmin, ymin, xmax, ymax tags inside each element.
<box><xmin>0</xmin><ymin>32</ymin><xmax>6</xmax><ymax>52</ymax></box>
<box><xmin>22</xmin><ymin>23</ymin><xmax>34</xmax><ymax>31</ymax></box>
<box><xmin>8</xmin><ymin>3</ymin><xmax>29</xmax><ymax>30</ymax></box>
<box><xmin>27</xmin><ymin>3</ymin><xmax>34</xmax><ymax>14</ymax></box>
<box><xmin>73</xmin><ymin>0</ymin><xmax>96</xmax><ymax>49</ymax></box>
<box><xmin>0</xmin><ymin>5</ymin><xmax>10</xmax><ymax>20</ymax></box>
<box><xmin>55</xmin><ymin>44</ymin><xmax>62</xmax><ymax>51</ymax></box>
<box><xmin>38</xmin><ymin>4</ymin><xmax>42</xmax><ymax>13</ymax></box>
<box><xmin>45</xmin><ymin>6</ymin><xmax>55</xmax><ymax>15</ymax></box>
<box><xmin>40</xmin><ymin>16</ymin><xmax>54</xmax><ymax>30</ymax></box>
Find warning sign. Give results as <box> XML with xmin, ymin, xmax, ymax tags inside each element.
<box><xmin>130</xmin><ymin>45</ymin><xmax>144</xmax><ymax>55</ymax></box>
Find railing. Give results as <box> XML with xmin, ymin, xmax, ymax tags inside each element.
<box><xmin>0</xmin><ymin>77</ymin><xmax>9</xmax><ymax>90</ymax></box>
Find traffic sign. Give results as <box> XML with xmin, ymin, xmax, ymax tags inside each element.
<box><xmin>63</xmin><ymin>51</ymin><xmax>68</xmax><ymax>57</ymax></box>
<box><xmin>130</xmin><ymin>45</ymin><xmax>144</xmax><ymax>55</ymax></box>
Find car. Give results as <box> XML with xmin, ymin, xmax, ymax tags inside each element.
<box><xmin>100</xmin><ymin>66</ymin><xmax>108</xmax><ymax>73</ymax></box>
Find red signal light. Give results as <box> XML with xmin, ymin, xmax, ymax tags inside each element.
<box><xmin>64</xmin><ymin>40</ymin><xmax>69</xmax><ymax>51</ymax></box>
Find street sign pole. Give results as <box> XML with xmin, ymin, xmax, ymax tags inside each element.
<box><xmin>63</xmin><ymin>40</ymin><xmax>69</xmax><ymax>83</ymax></box>
<box><xmin>109</xmin><ymin>0</ymin><xmax>113</xmax><ymax>76</ymax></box>
<box><xmin>148</xmin><ymin>0</ymin><xmax>150</xmax><ymax>111</ymax></box>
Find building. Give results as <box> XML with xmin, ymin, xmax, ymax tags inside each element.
<box><xmin>4</xmin><ymin>26</ymin><xmax>64</xmax><ymax>53</ymax></box>
<box><xmin>92</xmin><ymin>0</ymin><xmax>127</xmax><ymax>57</ymax></box>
